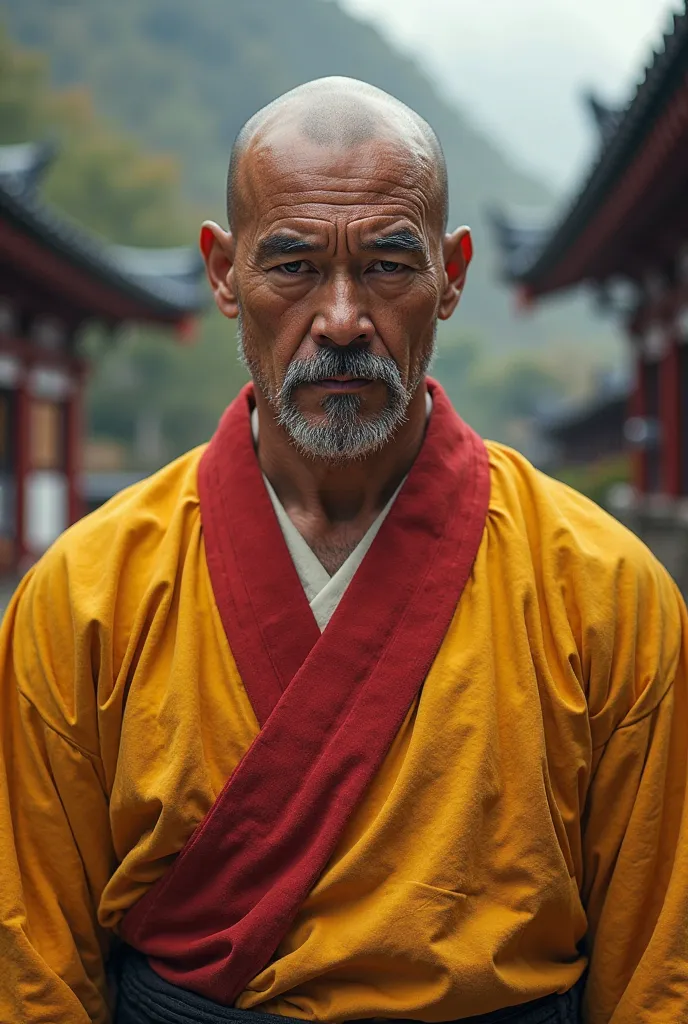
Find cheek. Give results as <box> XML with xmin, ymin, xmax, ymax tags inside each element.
<box><xmin>237</xmin><ymin>272</ymin><xmax>291</xmax><ymax>331</ymax></box>
<box><xmin>371</xmin><ymin>282</ymin><xmax>439</xmax><ymax>366</ymax></box>
<box><xmin>237</xmin><ymin>274</ymin><xmax>312</xmax><ymax>368</ymax></box>
<box><xmin>241</xmin><ymin>269</ymin><xmax>318</xmax><ymax>331</ymax></box>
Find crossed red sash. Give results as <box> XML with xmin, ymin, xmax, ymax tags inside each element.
<box><xmin>119</xmin><ymin>378</ymin><xmax>490</xmax><ymax>1005</ymax></box>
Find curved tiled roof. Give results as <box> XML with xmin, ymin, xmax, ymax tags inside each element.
<box><xmin>489</xmin><ymin>4</ymin><xmax>688</xmax><ymax>292</ymax></box>
<box><xmin>0</xmin><ymin>141</ymin><xmax>206</xmax><ymax>319</ymax></box>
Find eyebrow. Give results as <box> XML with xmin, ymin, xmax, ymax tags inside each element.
<box><xmin>360</xmin><ymin>229</ymin><xmax>427</xmax><ymax>257</ymax></box>
<box><xmin>256</xmin><ymin>234</ymin><xmax>326</xmax><ymax>262</ymax></box>
<box><xmin>255</xmin><ymin>227</ymin><xmax>428</xmax><ymax>263</ymax></box>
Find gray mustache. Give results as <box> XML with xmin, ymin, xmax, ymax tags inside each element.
<box><xmin>279</xmin><ymin>348</ymin><xmax>404</xmax><ymax>396</ymax></box>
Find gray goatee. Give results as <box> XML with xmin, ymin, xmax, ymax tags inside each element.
<box><xmin>277</xmin><ymin>346</ymin><xmax>410</xmax><ymax>461</ymax></box>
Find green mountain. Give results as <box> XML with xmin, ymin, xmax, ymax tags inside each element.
<box><xmin>2</xmin><ymin>0</ymin><xmax>612</xmax><ymax>355</ymax></box>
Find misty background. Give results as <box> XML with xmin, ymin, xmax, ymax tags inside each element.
<box><xmin>341</xmin><ymin>0</ymin><xmax>675</xmax><ymax>188</ymax></box>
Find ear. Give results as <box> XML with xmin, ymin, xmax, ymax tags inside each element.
<box><xmin>199</xmin><ymin>220</ymin><xmax>238</xmax><ymax>320</ymax></box>
<box><xmin>438</xmin><ymin>226</ymin><xmax>472</xmax><ymax>321</ymax></box>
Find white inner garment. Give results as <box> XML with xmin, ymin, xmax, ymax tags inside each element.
<box><xmin>252</xmin><ymin>389</ymin><xmax>432</xmax><ymax>631</ymax></box>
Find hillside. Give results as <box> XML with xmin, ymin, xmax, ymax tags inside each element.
<box><xmin>2</xmin><ymin>0</ymin><xmax>616</xmax><ymax>356</ymax></box>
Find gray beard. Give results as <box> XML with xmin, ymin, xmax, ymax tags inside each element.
<box><xmin>237</xmin><ymin>315</ymin><xmax>432</xmax><ymax>462</ymax></box>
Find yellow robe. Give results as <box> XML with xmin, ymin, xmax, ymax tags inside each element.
<box><xmin>1</xmin><ymin>438</ymin><xmax>687</xmax><ymax>1023</ymax></box>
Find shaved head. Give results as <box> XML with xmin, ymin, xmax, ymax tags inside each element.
<box><xmin>227</xmin><ymin>77</ymin><xmax>449</xmax><ymax>233</ymax></box>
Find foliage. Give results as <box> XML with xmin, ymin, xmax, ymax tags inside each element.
<box><xmin>0</xmin><ymin>26</ymin><xmax>192</xmax><ymax>246</ymax></box>
<box><xmin>0</xmin><ymin>23</ymin><xmax>45</xmax><ymax>141</ymax></box>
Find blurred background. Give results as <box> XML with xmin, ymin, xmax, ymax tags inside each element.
<box><xmin>1</xmin><ymin>0</ymin><xmax>686</xmax><ymax>611</ymax></box>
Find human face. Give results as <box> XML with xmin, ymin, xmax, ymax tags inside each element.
<box><xmin>202</xmin><ymin>130</ymin><xmax>468</xmax><ymax>459</ymax></box>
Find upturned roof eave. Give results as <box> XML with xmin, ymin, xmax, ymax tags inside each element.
<box><xmin>0</xmin><ymin>145</ymin><xmax>207</xmax><ymax>322</ymax></box>
<box><xmin>491</xmin><ymin>5</ymin><xmax>688</xmax><ymax>296</ymax></box>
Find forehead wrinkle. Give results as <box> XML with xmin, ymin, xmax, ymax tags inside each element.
<box><xmin>254</xmin><ymin>185</ymin><xmax>432</xmax><ymax>217</ymax></box>
<box><xmin>267</xmin><ymin>180</ymin><xmax>434</xmax><ymax>203</ymax></box>
<box><xmin>255</xmin><ymin>214</ymin><xmax>336</xmax><ymax>230</ymax></box>
<box><xmin>240</xmin><ymin>143</ymin><xmax>436</xmax><ymax>214</ymax></box>
<box><xmin>261</xmin><ymin>143</ymin><xmax>433</xmax><ymax>184</ymax></box>
<box><xmin>262</xmin><ymin>192</ymin><xmax>429</xmax><ymax>214</ymax></box>
<box><xmin>249</xmin><ymin>167</ymin><xmax>434</xmax><ymax>199</ymax></box>
<box><xmin>259</xmin><ymin>153</ymin><xmax>435</xmax><ymax>191</ymax></box>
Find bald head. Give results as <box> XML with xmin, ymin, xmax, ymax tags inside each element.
<box><xmin>227</xmin><ymin>77</ymin><xmax>448</xmax><ymax>233</ymax></box>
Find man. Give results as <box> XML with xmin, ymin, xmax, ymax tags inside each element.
<box><xmin>0</xmin><ymin>77</ymin><xmax>686</xmax><ymax>1024</ymax></box>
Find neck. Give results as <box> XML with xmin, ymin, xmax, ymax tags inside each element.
<box><xmin>254</xmin><ymin>383</ymin><xmax>429</xmax><ymax>541</ymax></box>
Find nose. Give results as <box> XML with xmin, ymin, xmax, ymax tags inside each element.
<box><xmin>311</xmin><ymin>275</ymin><xmax>375</xmax><ymax>348</ymax></box>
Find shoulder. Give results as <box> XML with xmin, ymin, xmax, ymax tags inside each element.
<box><xmin>35</xmin><ymin>444</ymin><xmax>206</xmax><ymax>589</ymax></box>
<box><xmin>5</xmin><ymin>445</ymin><xmax>209</xmax><ymax>745</ymax></box>
<box><xmin>6</xmin><ymin>447</ymin><xmax>207</xmax><ymax>739</ymax></box>
<box><xmin>484</xmin><ymin>440</ymin><xmax>667</xmax><ymax>588</ymax></box>
<box><xmin>483</xmin><ymin>442</ymin><xmax>684</xmax><ymax>730</ymax></box>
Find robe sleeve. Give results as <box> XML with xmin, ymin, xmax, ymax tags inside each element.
<box><xmin>0</xmin><ymin>568</ymin><xmax>114</xmax><ymax>1024</ymax></box>
<box><xmin>581</xmin><ymin>565</ymin><xmax>688</xmax><ymax>1023</ymax></box>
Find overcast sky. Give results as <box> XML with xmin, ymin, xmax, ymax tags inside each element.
<box><xmin>338</xmin><ymin>0</ymin><xmax>681</xmax><ymax>191</ymax></box>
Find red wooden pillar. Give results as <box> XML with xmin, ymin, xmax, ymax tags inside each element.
<box><xmin>660</xmin><ymin>336</ymin><xmax>681</xmax><ymax>496</ymax></box>
<box><xmin>65</xmin><ymin>366</ymin><xmax>84</xmax><ymax>525</ymax></box>
<box><xmin>631</xmin><ymin>353</ymin><xmax>648</xmax><ymax>494</ymax></box>
<box><xmin>14</xmin><ymin>372</ymin><xmax>30</xmax><ymax>566</ymax></box>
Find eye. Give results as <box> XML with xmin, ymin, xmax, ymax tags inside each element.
<box><xmin>370</xmin><ymin>260</ymin><xmax>404</xmax><ymax>274</ymax></box>
<box><xmin>277</xmin><ymin>260</ymin><xmax>307</xmax><ymax>274</ymax></box>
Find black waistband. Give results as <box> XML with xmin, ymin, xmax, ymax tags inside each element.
<box><xmin>114</xmin><ymin>948</ymin><xmax>581</xmax><ymax>1024</ymax></box>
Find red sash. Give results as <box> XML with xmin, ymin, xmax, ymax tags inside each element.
<box><xmin>119</xmin><ymin>378</ymin><xmax>490</xmax><ymax>1005</ymax></box>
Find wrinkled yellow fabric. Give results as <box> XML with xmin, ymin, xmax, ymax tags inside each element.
<box><xmin>1</xmin><ymin>440</ymin><xmax>687</xmax><ymax>1024</ymax></box>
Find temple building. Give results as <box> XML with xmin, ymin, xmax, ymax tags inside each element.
<box><xmin>0</xmin><ymin>141</ymin><xmax>205</xmax><ymax>578</ymax></box>
<box><xmin>490</xmin><ymin>7</ymin><xmax>688</xmax><ymax>585</ymax></box>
